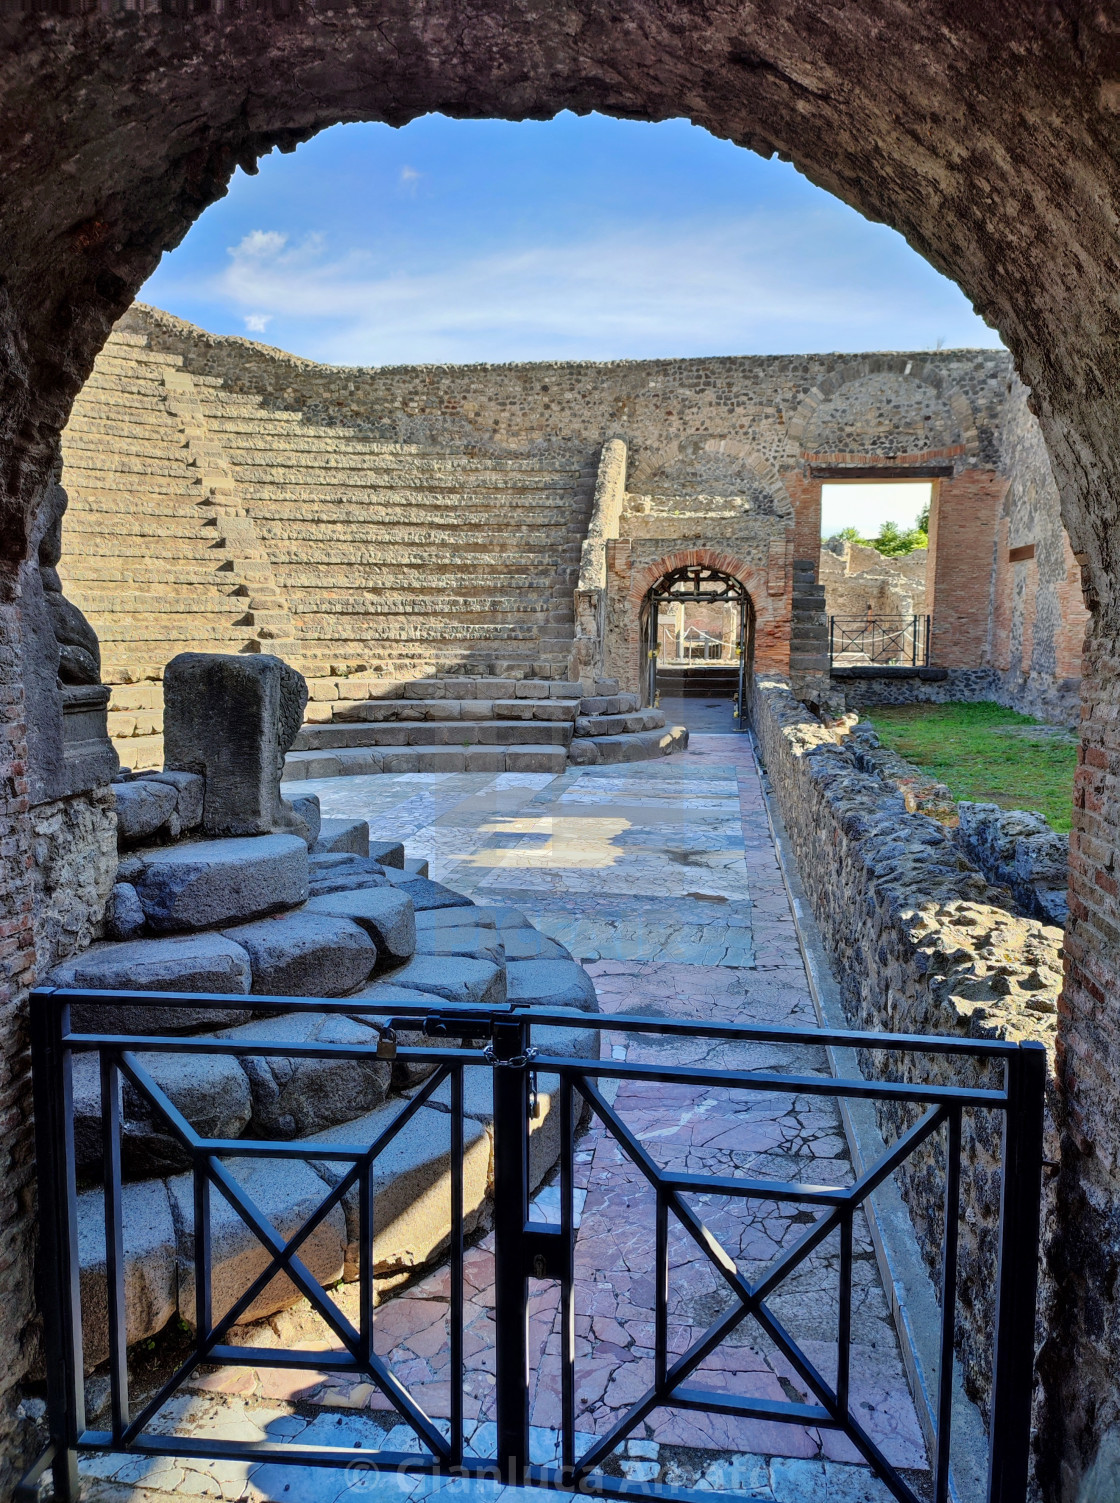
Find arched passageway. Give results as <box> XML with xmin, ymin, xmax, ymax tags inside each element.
<box><xmin>2</xmin><ymin>10</ymin><xmax>1120</xmax><ymax>1495</ymax></box>
<box><xmin>641</xmin><ymin>564</ymin><xmax>755</xmax><ymax>730</ymax></box>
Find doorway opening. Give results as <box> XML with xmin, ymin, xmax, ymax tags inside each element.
<box><xmin>640</xmin><ymin>565</ymin><xmax>754</xmax><ymax>731</ymax></box>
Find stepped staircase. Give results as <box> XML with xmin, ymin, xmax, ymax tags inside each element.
<box><xmin>50</xmin><ymin>797</ymin><xmax>600</xmax><ymax>1371</ymax></box>
<box><xmin>199</xmin><ymin>383</ymin><xmax>595</xmax><ymax>681</ymax></box>
<box><xmin>59</xmin><ymin>328</ymin><xmax>598</xmax><ymax>766</ymax></box>
<box><xmin>58</xmin><ymin>332</ymin><xmax>255</xmax><ymax>685</ymax></box>
<box><xmin>285</xmin><ymin>675</ymin><xmax>687</xmax><ymax>779</ymax></box>
<box><xmin>655</xmin><ymin>665</ymin><xmax>741</xmax><ymax>698</ymax></box>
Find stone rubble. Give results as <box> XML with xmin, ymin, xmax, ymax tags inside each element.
<box><xmin>45</xmin><ymin>652</ymin><xmax>602</xmax><ymax>1369</ymax></box>
<box><xmin>751</xmin><ymin>672</ymin><xmax>1059</xmax><ymax>1417</ymax></box>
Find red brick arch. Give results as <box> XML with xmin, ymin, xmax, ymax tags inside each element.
<box><xmin>628</xmin><ymin>547</ymin><xmax>767</xmax><ymax>604</ymax></box>
<box><xmin>619</xmin><ymin>547</ymin><xmax>790</xmax><ymax>685</ymax></box>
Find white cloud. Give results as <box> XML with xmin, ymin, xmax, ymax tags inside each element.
<box><xmin>400</xmin><ymin>165</ymin><xmax>421</xmax><ymax>189</ymax></box>
<box><xmin>231</xmin><ymin>229</ymin><xmax>289</xmax><ymax>260</ymax></box>
<box><xmin>155</xmin><ymin>211</ymin><xmax>1002</xmax><ymax>367</ymax></box>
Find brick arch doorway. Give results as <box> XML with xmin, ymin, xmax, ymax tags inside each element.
<box><xmin>639</xmin><ymin>562</ymin><xmax>755</xmax><ymax>728</ymax></box>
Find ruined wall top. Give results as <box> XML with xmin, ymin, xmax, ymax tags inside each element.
<box><xmin>120</xmin><ymin>304</ymin><xmax>1014</xmax><ymax>477</ymax></box>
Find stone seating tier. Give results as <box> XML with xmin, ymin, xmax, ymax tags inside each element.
<box><xmin>60</xmin><ymin>330</ymin><xmax>600</xmax><ymax>768</ymax></box>
<box><xmin>283</xmin><ymin>674</ymin><xmax>688</xmax><ymax>773</ymax></box>
<box><xmin>50</xmin><ymin>821</ymin><xmax>600</xmax><ymax>1366</ymax></box>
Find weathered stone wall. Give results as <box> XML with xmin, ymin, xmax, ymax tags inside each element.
<box><xmin>749</xmin><ymin>671</ymin><xmax>1060</xmax><ymax>1441</ymax></box>
<box><xmin>834</xmin><ymin>668</ymin><xmax>1001</xmax><ymax>712</ymax></box>
<box><xmin>29</xmin><ymin>789</ymin><xmax>116</xmax><ymax>979</ymax></box>
<box><xmin>123</xmin><ymin>308</ymin><xmax>1013</xmax><ymax>474</ymax></box>
<box><xmin>819</xmin><ymin>538</ymin><xmax>928</xmax><ymax>628</ymax></box>
<box><xmin>0</xmin><ymin>602</ymin><xmax>40</xmax><ymax>1496</ymax></box>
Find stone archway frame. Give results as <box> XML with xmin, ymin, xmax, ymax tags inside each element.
<box><xmin>624</xmin><ymin>545</ymin><xmax>788</xmax><ymax>691</ymax></box>
<box><xmin>626</xmin><ymin>437</ymin><xmax>796</xmax><ymax>518</ymax></box>
<box><xmin>784</xmin><ymin>356</ymin><xmax>980</xmax><ymax>463</ymax></box>
<box><xmin>7</xmin><ymin>16</ymin><xmax>1120</xmax><ymax>1496</ymax></box>
<box><xmin>630</xmin><ymin>546</ymin><xmax>770</xmax><ymax>605</ymax></box>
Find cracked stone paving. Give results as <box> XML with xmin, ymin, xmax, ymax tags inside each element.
<box><xmin>79</xmin><ymin>734</ymin><xmax>931</xmax><ymax>1503</ymax></box>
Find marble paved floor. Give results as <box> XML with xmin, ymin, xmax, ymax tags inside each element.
<box><xmin>80</xmin><ymin>737</ymin><xmax>927</xmax><ymax>1503</ymax></box>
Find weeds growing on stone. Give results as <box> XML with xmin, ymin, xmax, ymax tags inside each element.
<box><xmin>862</xmin><ymin>699</ymin><xmax>1077</xmax><ymax>833</ymax></box>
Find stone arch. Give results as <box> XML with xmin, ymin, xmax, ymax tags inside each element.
<box><xmin>620</xmin><ymin>546</ymin><xmax>789</xmax><ymax>702</ymax></box>
<box><xmin>627</xmin><ymin>437</ymin><xmax>792</xmax><ymax>513</ymax></box>
<box><xmin>629</xmin><ymin>546</ymin><xmax>768</xmax><ymax>604</ymax></box>
<box><xmin>2</xmin><ymin>15</ymin><xmax>1120</xmax><ymax>1497</ymax></box>
<box><xmin>2</xmin><ymin>12</ymin><xmax>1118</xmax><ymax>616</ymax></box>
<box><xmin>784</xmin><ymin>356</ymin><xmax>980</xmax><ymax>461</ymax></box>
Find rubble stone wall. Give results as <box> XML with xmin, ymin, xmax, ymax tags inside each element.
<box><xmin>749</xmin><ymin>671</ymin><xmax>1060</xmax><ymax>1433</ymax></box>
<box><xmin>819</xmin><ymin>539</ymin><xmax>928</xmax><ymax>623</ymax></box>
<box><xmin>987</xmin><ymin>377</ymin><xmax>1090</xmax><ymax>727</ymax></box>
<box><xmin>29</xmin><ymin>788</ymin><xmax>116</xmax><ymax>978</ymax></box>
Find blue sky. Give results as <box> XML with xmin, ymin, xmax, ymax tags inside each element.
<box><xmin>142</xmin><ymin>112</ymin><xmax>1003</xmax><ymax>370</ymax></box>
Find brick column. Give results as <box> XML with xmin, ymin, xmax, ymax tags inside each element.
<box><xmin>781</xmin><ymin>471</ymin><xmax>822</xmax><ymax>574</ymax></box>
<box><xmin>928</xmin><ymin>470</ymin><xmax>1006</xmax><ymax>668</ymax></box>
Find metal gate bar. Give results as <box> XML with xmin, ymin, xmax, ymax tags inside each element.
<box><xmin>828</xmin><ymin>615</ymin><xmax>931</xmax><ymax>668</ymax></box>
<box><xmin>22</xmin><ymin>988</ymin><xmax>1044</xmax><ymax>1503</ymax></box>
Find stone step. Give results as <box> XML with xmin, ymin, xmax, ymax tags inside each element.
<box><xmin>578</xmin><ymin>692</ymin><xmax>641</xmax><ymax>715</ymax></box>
<box><xmin>568</xmin><ymin>724</ymin><xmax>690</xmax><ymax>765</ymax></box>
<box><xmin>283</xmin><ymin>743</ymin><xmax>570</xmax><ymax>779</ymax></box>
<box><xmin>573</xmin><ymin>709</ymin><xmax>666</xmax><ymax>737</ymax></box>
<box><xmin>229</xmin><ymin>456</ymin><xmax>587</xmax><ymax>480</ymax></box>
<box><xmin>64</xmin><ymin>434</ymin><xmax>188</xmax><ymax>462</ymax></box>
<box><xmin>71</xmin><ymin>901</ymin><xmax>599</xmax><ymax>1357</ymax></box>
<box><xmin>325</xmin><ymin>697</ymin><xmax>579</xmax><ymax>726</ymax></box>
<box><xmin>112</xmin><ymin>833</ymin><xmax>312</xmax><ymax>935</ymax></box>
<box><xmin>293</xmin><ymin>718</ymin><xmax>574</xmax><ymax>750</ymax></box>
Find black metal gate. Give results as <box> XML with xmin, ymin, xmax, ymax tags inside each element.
<box><xmin>22</xmin><ymin>987</ymin><xmax>1043</xmax><ymax>1503</ymax></box>
<box><xmin>644</xmin><ymin>566</ymin><xmax>753</xmax><ymax>727</ymax></box>
<box><xmin>828</xmin><ymin>615</ymin><xmax>931</xmax><ymax>669</ymax></box>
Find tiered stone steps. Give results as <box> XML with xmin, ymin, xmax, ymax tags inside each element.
<box><xmin>196</xmin><ymin>385</ymin><xmax>595</xmax><ymax>680</ymax></box>
<box><xmin>285</xmin><ymin>676</ymin><xmax>688</xmax><ymax>777</ymax></box>
<box><xmin>58</xmin><ymin>331</ymin><xmax>253</xmax><ymax>690</ymax></box>
<box><xmin>55</xmin><ymin>814</ymin><xmax>599</xmax><ymax>1365</ymax></box>
<box><xmin>59</xmin><ymin>329</ymin><xmax>599</xmax><ymax>768</ymax></box>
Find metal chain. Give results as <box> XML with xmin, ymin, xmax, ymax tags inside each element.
<box><xmin>483</xmin><ymin>1044</ymin><xmax>539</xmax><ymax>1070</ymax></box>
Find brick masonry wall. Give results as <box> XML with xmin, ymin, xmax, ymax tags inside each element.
<box><xmin>1043</xmin><ymin>627</ymin><xmax>1120</xmax><ymax>1491</ymax></box>
<box><xmin>0</xmin><ymin>597</ymin><xmax>45</xmax><ymax>1495</ymax></box>
<box><xmin>750</xmin><ymin>672</ymin><xmax>1060</xmax><ymax>1455</ymax></box>
<box><xmin>928</xmin><ymin>470</ymin><xmax>1006</xmax><ymax>668</ymax></box>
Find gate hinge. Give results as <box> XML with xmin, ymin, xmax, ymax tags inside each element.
<box><xmin>524</xmin><ymin>1223</ymin><xmax>569</xmax><ymax>1282</ymax></box>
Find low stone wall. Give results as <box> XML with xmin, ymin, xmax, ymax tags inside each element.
<box><xmin>835</xmin><ymin>667</ymin><xmax>1002</xmax><ymax>711</ymax></box>
<box><xmin>956</xmin><ymin>802</ymin><xmax>1069</xmax><ymax>928</ymax></box>
<box><xmin>835</xmin><ymin>664</ymin><xmax>1080</xmax><ymax>727</ymax></box>
<box><xmin>749</xmin><ymin>672</ymin><xmax>1060</xmax><ymax>1427</ymax></box>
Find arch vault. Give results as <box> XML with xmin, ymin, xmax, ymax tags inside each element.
<box><xmin>2</xmin><ymin>9</ymin><xmax>1120</xmax><ymax>1495</ymax></box>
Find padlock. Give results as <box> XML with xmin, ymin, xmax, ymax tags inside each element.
<box><xmin>529</xmin><ymin>1071</ymin><xmax>542</xmax><ymax>1120</ymax></box>
<box><xmin>376</xmin><ymin>1027</ymin><xmax>398</xmax><ymax>1061</ymax></box>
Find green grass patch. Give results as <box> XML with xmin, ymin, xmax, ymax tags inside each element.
<box><xmin>861</xmin><ymin>700</ymin><xmax>1077</xmax><ymax>833</ymax></box>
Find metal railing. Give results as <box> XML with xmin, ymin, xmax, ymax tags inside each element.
<box><xmin>22</xmin><ymin>987</ymin><xmax>1043</xmax><ymax>1503</ymax></box>
<box><xmin>829</xmin><ymin>615</ymin><xmax>931</xmax><ymax>668</ymax></box>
